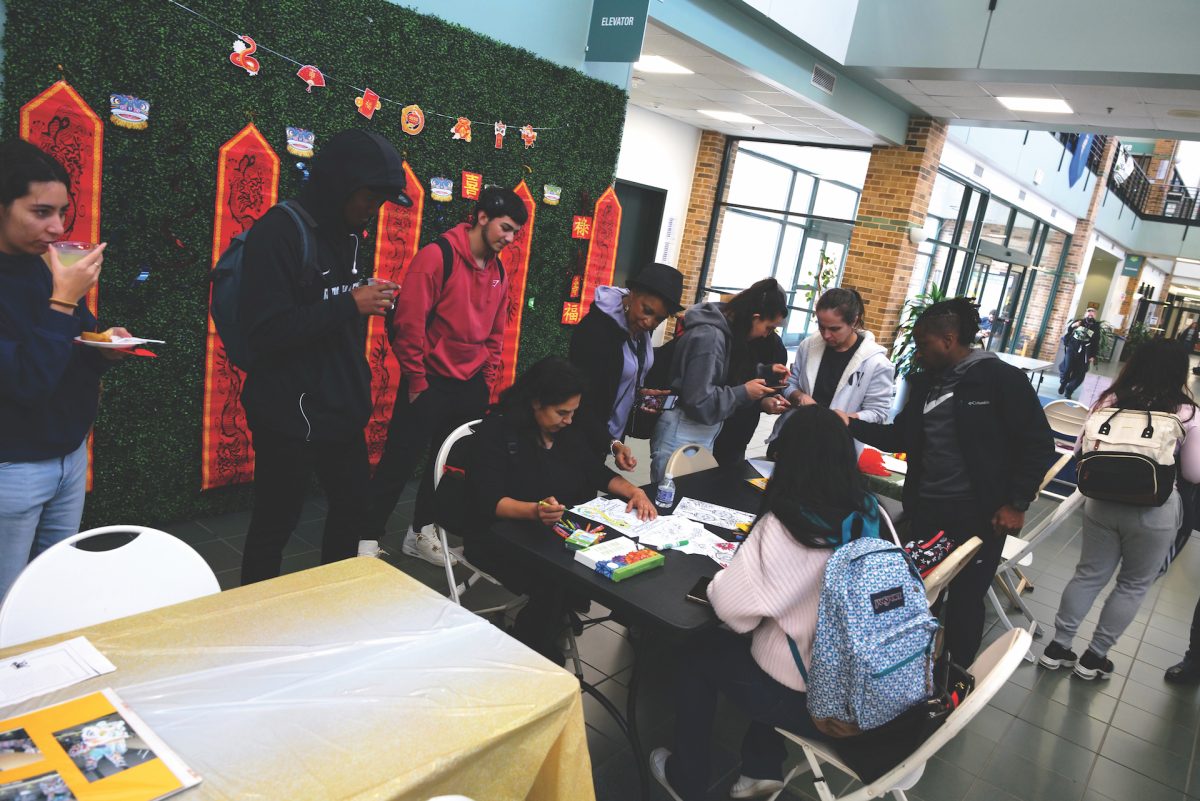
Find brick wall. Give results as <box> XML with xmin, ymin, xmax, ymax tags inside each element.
<box><xmin>841</xmin><ymin>116</ymin><xmax>948</xmax><ymax>353</ymax></box>
<box><xmin>669</xmin><ymin>130</ymin><xmax>731</xmax><ymax>338</ymax></box>
<box><xmin>1145</xmin><ymin>139</ymin><xmax>1179</xmax><ymax>216</ymax></box>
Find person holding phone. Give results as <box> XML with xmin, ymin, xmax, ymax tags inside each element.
<box><xmin>650</xmin><ymin>405</ymin><xmax>881</xmax><ymax>801</ymax></box>
<box><xmin>766</xmin><ymin>287</ymin><xmax>893</xmax><ymax>454</ymax></box>
<box><xmin>466</xmin><ymin>357</ymin><xmax>655</xmax><ymax>662</ymax></box>
<box><xmin>568</xmin><ymin>262</ymin><xmax>684</xmax><ymax>470</ymax></box>
<box><xmin>650</xmin><ymin>279</ymin><xmax>789</xmax><ymax>484</ymax></box>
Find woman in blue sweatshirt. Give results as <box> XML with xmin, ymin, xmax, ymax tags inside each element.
<box><xmin>0</xmin><ymin>139</ymin><xmax>122</xmax><ymax>598</ymax></box>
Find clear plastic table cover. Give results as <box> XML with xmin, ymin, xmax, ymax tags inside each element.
<box><xmin>0</xmin><ymin>559</ymin><xmax>594</xmax><ymax>801</ymax></box>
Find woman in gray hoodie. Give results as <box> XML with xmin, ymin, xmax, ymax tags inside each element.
<box><xmin>650</xmin><ymin>279</ymin><xmax>788</xmax><ymax>483</ymax></box>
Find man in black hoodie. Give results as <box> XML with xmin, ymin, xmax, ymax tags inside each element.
<box><xmin>839</xmin><ymin>298</ymin><xmax>1055</xmax><ymax>663</ymax></box>
<box><xmin>237</xmin><ymin>129</ymin><xmax>409</xmax><ymax>584</ymax></box>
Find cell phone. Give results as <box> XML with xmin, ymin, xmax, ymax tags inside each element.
<box><xmin>662</xmin><ymin>395</ymin><xmax>679</xmax><ymax>411</ymax></box>
<box><xmin>685</xmin><ymin>576</ymin><xmax>712</xmax><ymax>605</ymax></box>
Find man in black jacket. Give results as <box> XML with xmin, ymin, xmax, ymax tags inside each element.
<box><xmin>840</xmin><ymin>297</ymin><xmax>1055</xmax><ymax>662</ymax></box>
<box><xmin>1059</xmin><ymin>307</ymin><xmax>1100</xmax><ymax>399</ymax></box>
<box><xmin>237</xmin><ymin>129</ymin><xmax>409</xmax><ymax>584</ymax></box>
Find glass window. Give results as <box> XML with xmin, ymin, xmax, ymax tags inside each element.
<box><xmin>979</xmin><ymin>198</ymin><xmax>1012</xmax><ymax>248</ymax></box>
<box><xmin>709</xmin><ymin>211</ymin><xmax>781</xmax><ymax>290</ymax></box>
<box><xmin>813</xmin><ymin>181</ymin><xmax>860</xmax><ymax>220</ymax></box>
<box><xmin>725</xmin><ymin>151</ymin><xmax>791</xmax><ymax>211</ymax></box>
<box><xmin>1009</xmin><ymin>212</ymin><xmax>1037</xmax><ymax>254</ymax></box>
<box><xmin>787</xmin><ymin>172</ymin><xmax>816</xmax><ymax>214</ymax></box>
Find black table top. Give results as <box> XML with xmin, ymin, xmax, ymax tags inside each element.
<box><xmin>489</xmin><ymin>462</ymin><xmax>765</xmax><ymax>634</ymax></box>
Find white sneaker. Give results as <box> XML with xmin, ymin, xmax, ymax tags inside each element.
<box><xmin>730</xmin><ymin>774</ymin><xmax>785</xmax><ymax>799</ymax></box>
<box><xmin>401</xmin><ymin>526</ymin><xmax>458</xmax><ymax>566</ymax></box>
<box><xmin>649</xmin><ymin>748</ymin><xmax>684</xmax><ymax>801</ymax></box>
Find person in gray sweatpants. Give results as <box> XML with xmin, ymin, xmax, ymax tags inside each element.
<box><xmin>1039</xmin><ymin>340</ymin><xmax>1200</xmax><ymax>679</ymax></box>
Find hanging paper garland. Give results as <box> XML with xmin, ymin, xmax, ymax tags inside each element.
<box><xmin>401</xmin><ymin>104</ymin><xmax>424</xmax><ymax>135</ymax></box>
<box><xmin>109</xmin><ymin>94</ymin><xmax>150</xmax><ymax>130</ymax></box>
<box><xmin>285</xmin><ymin>126</ymin><xmax>314</xmax><ymax>157</ymax></box>
<box><xmin>461</xmin><ymin>171</ymin><xmax>482</xmax><ymax>200</ymax></box>
<box><xmin>521</xmin><ymin>124</ymin><xmax>537</xmax><ymax>148</ymax></box>
<box><xmin>201</xmin><ymin>124</ymin><xmax>279</xmax><ymax>491</ymax></box>
<box><xmin>494</xmin><ymin>121</ymin><xmax>506</xmax><ymax>149</ymax></box>
<box><xmin>356</xmin><ymin>87</ymin><xmax>380</xmax><ymax>119</ymax></box>
<box><xmin>21</xmin><ymin>80</ymin><xmax>104</xmax><ymax>490</ymax></box>
<box><xmin>578</xmin><ymin>186</ymin><xmax>622</xmax><ymax>317</ymax></box>
<box><xmin>229</xmin><ymin>36</ymin><xmax>260</xmax><ymax>76</ymax></box>
<box><xmin>491</xmin><ymin>180</ymin><xmax>537</xmax><ymax>402</ymax></box>
<box><xmin>451</xmin><ymin>117</ymin><xmax>472</xmax><ymax>141</ymax></box>
<box><xmin>365</xmin><ymin>161</ymin><xmax>425</xmax><ymax>468</ymax></box>
<box><xmin>296</xmin><ymin>65</ymin><xmax>325</xmax><ymax>92</ymax></box>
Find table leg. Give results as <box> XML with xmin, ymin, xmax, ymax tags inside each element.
<box><xmin>627</xmin><ymin>634</ymin><xmax>650</xmax><ymax>801</ymax></box>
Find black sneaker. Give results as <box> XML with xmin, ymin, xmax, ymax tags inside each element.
<box><xmin>1038</xmin><ymin>641</ymin><xmax>1078</xmax><ymax>670</ymax></box>
<box><xmin>1073</xmin><ymin>650</ymin><xmax>1114</xmax><ymax>680</ymax></box>
<box><xmin>1164</xmin><ymin>655</ymin><xmax>1200</xmax><ymax>684</ymax></box>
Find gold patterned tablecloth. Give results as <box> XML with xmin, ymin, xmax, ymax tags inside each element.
<box><xmin>0</xmin><ymin>559</ymin><xmax>594</xmax><ymax>801</ymax></box>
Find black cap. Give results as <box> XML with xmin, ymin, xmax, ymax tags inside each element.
<box><xmin>627</xmin><ymin>263</ymin><xmax>685</xmax><ymax>313</ymax></box>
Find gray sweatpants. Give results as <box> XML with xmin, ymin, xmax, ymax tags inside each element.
<box><xmin>1052</xmin><ymin>492</ymin><xmax>1181</xmax><ymax>658</ymax></box>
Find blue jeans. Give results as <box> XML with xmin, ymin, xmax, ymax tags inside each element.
<box><xmin>666</xmin><ymin>628</ymin><xmax>823</xmax><ymax>800</ymax></box>
<box><xmin>650</xmin><ymin>408</ymin><xmax>722</xmax><ymax>484</ymax></box>
<box><xmin>0</xmin><ymin>440</ymin><xmax>88</xmax><ymax>599</ymax></box>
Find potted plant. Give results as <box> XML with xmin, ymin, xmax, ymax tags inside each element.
<box><xmin>1121</xmin><ymin>321</ymin><xmax>1151</xmax><ymax>361</ymax></box>
<box><xmin>888</xmin><ymin>283</ymin><xmax>948</xmax><ymax>416</ymax></box>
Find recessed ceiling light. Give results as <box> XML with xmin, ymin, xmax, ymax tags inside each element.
<box><xmin>632</xmin><ymin>55</ymin><xmax>693</xmax><ymax>74</ymax></box>
<box><xmin>699</xmin><ymin>109</ymin><xmax>762</xmax><ymax>124</ymax></box>
<box><xmin>996</xmin><ymin>96</ymin><xmax>1073</xmax><ymax>114</ymax></box>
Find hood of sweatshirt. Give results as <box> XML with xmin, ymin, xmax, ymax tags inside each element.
<box><xmin>440</xmin><ymin>221</ymin><xmax>502</xmax><ymax>273</ymax></box>
<box><xmin>682</xmin><ymin>301</ymin><xmax>732</xmax><ymax>337</ymax></box>
<box><xmin>594</xmin><ymin>285</ymin><xmax>631</xmax><ymax>331</ymax></box>
<box><xmin>298</xmin><ymin>129</ymin><xmax>407</xmax><ymax>232</ymax></box>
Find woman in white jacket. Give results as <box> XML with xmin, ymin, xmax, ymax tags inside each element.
<box><xmin>768</xmin><ymin>288</ymin><xmax>894</xmax><ymax>449</ymax></box>
<box><xmin>650</xmin><ymin>406</ymin><xmax>881</xmax><ymax>801</ymax></box>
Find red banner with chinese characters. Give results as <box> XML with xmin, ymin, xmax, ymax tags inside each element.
<box><xmin>21</xmin><ymin>80</ymin><xmax>104</xmax><ymax>489</ymax></box>
<box><xmin>365</xmin><ymin>161</ymin><xmax>425</xmax><ymax>468</ymax></box>
<box><xmin>579</xmin><ymin>186</ymin><xmax>622</xmax><ymax>317</ymax></box>
<box><xmin>201</xmin><ymin>124</ymin><xmax>279</xmax><ymax>490</ymax></box>
<box><xmin>490</xmin><ymin>180</ymin><xmax>537</xmax><ymax>403</ymax></box>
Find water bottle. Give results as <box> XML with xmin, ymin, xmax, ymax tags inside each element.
<box><xmin>655</xmin><ymin>473</ymin><xmax>676</xmax><ymax>510</ymax></box>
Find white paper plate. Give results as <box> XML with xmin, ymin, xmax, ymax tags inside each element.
<box><xmin>74</xmin><ymin>335</ymin><xmax>164</xmax><ymax>349</ymax></box>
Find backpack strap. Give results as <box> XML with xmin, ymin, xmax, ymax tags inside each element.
<box><xmin>787</xmin><ymin>635</ymin><xmax>809</xmax><ymax>683</ymax></box>
<box><xmin>276</xmin><ymin>200</ymin><xmax>318</xmax><ymax>277</ymax></box>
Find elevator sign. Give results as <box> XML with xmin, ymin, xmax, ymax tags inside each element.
<box><xmin>1122</xmin><ymin>254</ymin><xmax>1144</xmax><ymax>277</ymax></box>
<box><xmin>585</xmin><ymin>0</ymin><xmax>650</xmax><ymax>62</ymax></box>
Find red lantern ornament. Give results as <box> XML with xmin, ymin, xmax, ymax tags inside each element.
<box><xmin>355</xmin><ymin>87</ymin><xmax>381</xmax><ymax>119</ymax></box>
<box><xmin>229</xmin><ymin>36</ymin><xmax>260</xmax><ymax>76</ymax></box>
<box><xmin>494</xmin><ymin>121</ymin><xmax>506</xmax><ymax>149</ymax></box>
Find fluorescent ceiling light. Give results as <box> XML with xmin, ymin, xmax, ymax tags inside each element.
<box><xmin>1177</xmin><ymin>257</ymin><xmax>1200</xmax><ymax>265</ymax></box>
<box><xmin>996</xmin><ymin>96</ymin><xmax>1073</xmax><ymax>114</ymax></box>
<box><xmin>633</xmin><ymin>55</ymin><xmax>693</xmax><ymax>74</ymax></box>
<box><xmin>699</xmin><ymin>109</ymin><xmax>762</xmax><ymax>124</ymax></box>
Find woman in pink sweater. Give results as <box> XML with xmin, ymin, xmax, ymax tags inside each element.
<box><xmin>650</xmin><ymin>406</ymin><xmax>882</xmax><ymax>801</ymax></box>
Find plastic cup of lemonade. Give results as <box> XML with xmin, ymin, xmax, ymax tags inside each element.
<box><xmin>49</xmin><ymin>241</ymin><xmax>98</xmax><ymax>267</ymax></box>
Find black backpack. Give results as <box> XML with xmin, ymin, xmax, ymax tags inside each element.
<box><xmin>383</xmin><ymin>238</ymin><xmax>505</xmax><ymax>342</ymax></box>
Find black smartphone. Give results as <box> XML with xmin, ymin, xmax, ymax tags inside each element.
<box><xmin>685</xmin><ymin>576</ymin><xmax>712</xmax><ymax>605</ymax></box>
<box><xmin>662</xmin><ymin>395</ymin><xmax>679</xmax><ymax>412</ymax></box>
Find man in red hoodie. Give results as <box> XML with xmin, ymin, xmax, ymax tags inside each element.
<box><xmin>369</xmin><ymin>186</ymin><xmax>526</xmax><ymax>564</ymax></box>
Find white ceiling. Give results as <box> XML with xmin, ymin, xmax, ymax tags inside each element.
<box><xmin>876</xmin><ymin>79</ymin><xmax>1200</xmax><ymax>136</ymax></box>
<box><xmin>630</xmin><ymin>21</ymin><xmax>885</xmax><ymax>147</ymax></box>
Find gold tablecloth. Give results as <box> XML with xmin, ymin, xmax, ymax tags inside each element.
<box><xmin>0</xmin><ymin>559</ymin><xmax>594</xmax><ymax>801</ymax></box>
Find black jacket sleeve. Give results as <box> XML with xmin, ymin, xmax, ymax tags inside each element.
<box><xmin>467</xmin><ymin>416</ymin><xmax>514</xmax><ymax>520</ymax></box>
<box><xmin>569</xmin><ymin>310</ymin><xmax>620</xmax><ymax>454</ymax></box>
<box><xmin>996</xmin><ymin>366</ymin><xmax>1057</xmax><ymax>506</ymax></box>
<box><xmin>848</xmin><ymin>377</ymin><xmax>917</xmax><ymax>453</ymax></box>
<box><xmin>239</xmin><ymin>209</ymin><xmax>358</xmax><ymax>358</ymax></box>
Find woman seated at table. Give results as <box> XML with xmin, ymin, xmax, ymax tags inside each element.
<box><xmin>650</xmin><ymin>405</ymin><xmax>880</xmax><ymax>801</ymax></box>
<box><xmin>767</xmin><ymin>287</ymin><xmax>893</xmax><ymax>453</ymax></box>
<box><xmin>466</xmin><ymin>356</ymin><xmax>656</xmax><ymax>663</ymax></box>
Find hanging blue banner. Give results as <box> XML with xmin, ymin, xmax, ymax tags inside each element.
<box><xmin>1068</xmin><ymin>133</ymin><xmax>1093</xmax><ymax>188</ymax></box>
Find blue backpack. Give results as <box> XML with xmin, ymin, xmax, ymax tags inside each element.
<box><xmin>210</xmin><ymin>200</ymin><xmax>316</xmax><ymax>370</ymax></box>
<box><xmin>795</xmin><ymin>534</ymin><xmax>939</xmax><ymax>735</ymax></box>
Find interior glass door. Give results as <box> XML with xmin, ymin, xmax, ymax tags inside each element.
<box><xmin>970</xmin><ymin>258</ymin><xmax>1027</xmax><ymax>352</ymax></box>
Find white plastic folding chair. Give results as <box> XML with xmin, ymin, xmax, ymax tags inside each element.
<box><xmin>1041</xmin><ymin>399</ymin><xmax>1088</xmax><ymax>500</ymax></box>
<box><xmin>923</xmin><ymin>536</ymin><xmax>983</xmax><ymax>605</ymax></box>
<box><xmin>431</xmin><ymin>420</ymin><xmax>524</xmax><ymax>619</ymax></box>
<box><xmin>0</xmin><ymin>526</ymin><xmax>219</xmax><ymax>647</ymax></box>
<box><xmin>665</xmin><ymin>443</ymin><xmax>719</xmax><ymax>477</ymax></box>
<box><xmin>772</xmin><ymin>628</ymin><xmax>1032</xmax><ymax>801</ymax></box>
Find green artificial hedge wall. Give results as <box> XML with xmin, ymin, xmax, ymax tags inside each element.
<box><xmin>2</xmin><ymin>0</ymin><xmax>627</xmax><ymax>526</ymax></box>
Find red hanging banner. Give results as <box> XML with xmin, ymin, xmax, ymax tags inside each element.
<box><xmin>201</xmin><ymin>124</ymin><xmax>279</xmax><ymax>491</ymax></box>
<box><xmin>579</xmin><ymin>186</ymin><xmax>622</xmax><ymax>317</ymax></box>
<box><xmin>490</xmin><ymin>180</ymin><xmax>537</xmax><ymax>403</ymax></box>
<box><xmin>21</xmin><ymin>80</ymin><xmax>104</xmax><ymax>490</ymax></box>
<box><xmin>365</xmin><ymin>161</ymin><xmax>425</xmax><ymax>468</ymax></box>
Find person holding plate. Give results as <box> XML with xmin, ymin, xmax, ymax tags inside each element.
<box><xmin>0</xmin><ymin>139</ymin><xmax>127</xmax><ymax>598</ymax></box>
